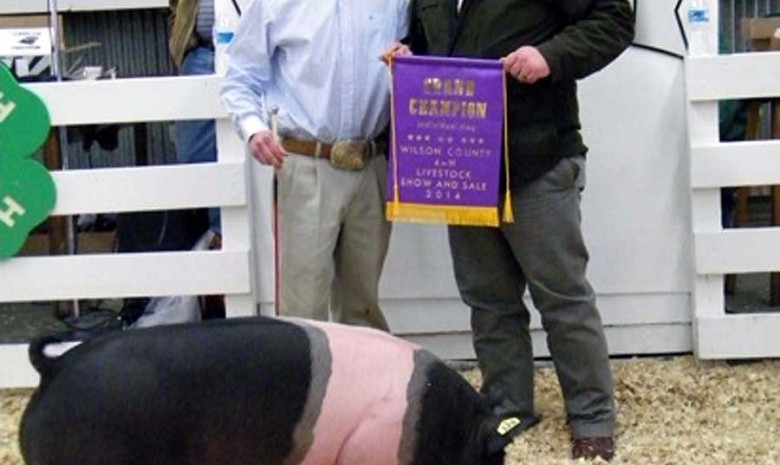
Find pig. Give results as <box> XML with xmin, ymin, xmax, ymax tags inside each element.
<box><xmin>19</xmin><ymin>316</ymin><xmax>516</xmax><ymax>465</ymax></box>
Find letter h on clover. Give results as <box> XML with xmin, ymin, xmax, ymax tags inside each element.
<box><xmin>0</xmin><ymin>63</ymin><xmax>56</xmax><ymax>259</ymax></box>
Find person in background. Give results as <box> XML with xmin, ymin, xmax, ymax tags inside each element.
<box><xmin>220</xmin><ymin>1</ymin><xmax>411</xmax><ymax>330</ymax></box>
<box><xmin>168</xmin><ymin>0</ymin><xmax>233</xmax><ymax>319</ymax></box>
<box><xmin>169</xmin><ymin>0</ymin><xmax>220</xmax><ymax>239</ymax></box>
<box><xmin>386</xmin><ymin>0</ymin><xmax>634</xmax><ymax>460</ymax></box>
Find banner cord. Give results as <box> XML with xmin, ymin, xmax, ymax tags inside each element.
<box><xmin>501</xmin><ymin>71</ymin><xmax>514</xmax><ymax>223</ymax></box>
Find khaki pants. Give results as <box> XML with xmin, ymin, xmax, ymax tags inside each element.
<box><xmin>276</xmin><ymin>153</ymin><xmax>391</xmax><ymax>331</ymax></box>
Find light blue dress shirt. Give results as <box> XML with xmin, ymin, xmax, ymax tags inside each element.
<box><xmin>220</xmin><ymin>0</ymin><xmax>411</xmax><ymax>143</ymax></box>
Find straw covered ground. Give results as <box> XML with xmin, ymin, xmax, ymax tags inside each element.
<box><xmin>2</xmin><ymin>355</ymin><xmax>779</xmax><ymax>464</ymax></box>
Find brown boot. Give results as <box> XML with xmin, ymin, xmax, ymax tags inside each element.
<box><xmin>572</xmin><ymin>436</ymin><xmax>615</xmax><ymax>461</ymax></box>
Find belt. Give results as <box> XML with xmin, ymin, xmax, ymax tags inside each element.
<box><xmin>281</xmin><ymin>137</ymin><xmax>336</xmax><ymax>159</ymax></box>
<box><xmin>280</xmin><ymin>137</ymin><xmax>387</xmax><ymax>160</ymax></box>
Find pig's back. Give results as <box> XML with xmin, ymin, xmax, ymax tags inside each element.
<box><xmin>21</xmin><ymin>317</ymin><xmax>319</xmax><ymax>465</ymax></box>
<box><xmin>20</xmin><ymin>317</ymin><xmax>429</xmax><ymax>465</ymax></box>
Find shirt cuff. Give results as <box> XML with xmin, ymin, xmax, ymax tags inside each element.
<box><xmin>239</xmin><ymin>115</ymin><xmax>269</xmax><ymax>143</ymax></box>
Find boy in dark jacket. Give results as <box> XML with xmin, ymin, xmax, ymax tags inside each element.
<box><xmin>389</xmin><ymin>0</ymin><xmax>635</xmax><ymax>460</ymax></box>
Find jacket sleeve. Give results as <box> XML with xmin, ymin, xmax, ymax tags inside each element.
<box><xmin>168</xmin><ymin>0</ymin><xmax>178</xmax><ymax>32</ymax></box>
<box><xmin>406</xmin><ymin>0</ymin><xmax>427</xmax><ymax>54</ymax></box>
<box><xmin>536</xmin><ymin>0</ymin><xmax>635</xmax><ymax>82</ymax></box>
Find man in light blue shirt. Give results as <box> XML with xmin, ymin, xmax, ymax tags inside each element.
<box><xmin>221</xmin><ymin>0</ymin><xmax>410</xmax><ymax>330</ymax></box>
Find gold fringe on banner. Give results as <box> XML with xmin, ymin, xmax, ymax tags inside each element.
<box><xmin>388</xmin><ymin>56</ymin><xmax>402</xmax><ymax>215</ymax></box>
<box><xmin>386</xmin><ymin>202</ymin><xmax>499</xmax><ymax>227</ymax></box>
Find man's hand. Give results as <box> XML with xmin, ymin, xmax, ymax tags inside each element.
<box><xmin>249</xmin><ymin>130</ymin><xmax>287</xmax><ymax>169</ymax></box>
<box><xmin>501</xmin><ymin>46</ymin><xmax>550</xmax><ymax>84</ymax></box>
<box><xmin>381</xmin><ymin>42</ymin><xmax>412</xmax><ymax>65</ymax></box>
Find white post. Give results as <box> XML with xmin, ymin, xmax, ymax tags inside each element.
<box><xmin>213</xmin><ymin>0</ymin><xmax>241</xmax><ymax>75</ymax></box>
<box><xmin>684</xmin><ymin>0</ymin><xmax>718</xmax><ymax>57</ymax></box>
<box><xmin>685</xmin><ymin>0</ymin><xmax>722</xmax><ymax>356</ymax></box>
<box><xmin>47</xmin><ymin>0</ymin><xmax>63</xmax><ymax>80</ymax></box>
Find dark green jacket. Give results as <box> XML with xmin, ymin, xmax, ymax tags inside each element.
<box><xmin>409</xmin><ymin>0</ymin><xmax>635</xmax><ymax>186</ymax></box>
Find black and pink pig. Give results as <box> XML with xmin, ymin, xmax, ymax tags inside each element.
<box><xmin>20</xmin><ymin>316</ymin><xmax>515</xmax><ymax>465</ymax></box>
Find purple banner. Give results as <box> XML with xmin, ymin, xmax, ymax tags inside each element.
<box><xmin>387</xmin><ymin>55</ymin><xmax>506</xmax><ymax>226</ymax></box>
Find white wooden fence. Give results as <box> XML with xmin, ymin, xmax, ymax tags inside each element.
<box><xmin>0</xmin><ymin>75</ymin><xmax>258</xmax><ymax>387</ymax></box>
<box><xmin>687</xmin><ymin>48</ymin><xmax>780</xmax><ymax>358</ymax></box>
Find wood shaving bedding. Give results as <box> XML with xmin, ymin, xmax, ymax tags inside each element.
<box><xmin>1</xmin><ymin>356</ymin><xmax>778</xmax><ymax>464</ymax></box>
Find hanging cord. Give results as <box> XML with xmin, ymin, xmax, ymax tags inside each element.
<box><xmin>388</xmin><ymin>55</ymin><xmax>401</xmax><ymax>213</ymax></box>
<box><xmin>673</xmin><ymin>0</ymin><xmax>690</xmax><ymax>52</ymax></box>
<box><xmin>230</xmin><ymin>0</ymin><xmax>242</xmax><ymax>16</ymax></box>
<box><xmin>501</xmin><ymin>71</ymin><xmax>514</xmax><ymax>223</ymax></box>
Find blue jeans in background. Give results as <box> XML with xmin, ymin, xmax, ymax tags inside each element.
<box><xmin>174</xmin><ymin>46</ymin><xmax>220</xmax><ymax>234</ymax></box>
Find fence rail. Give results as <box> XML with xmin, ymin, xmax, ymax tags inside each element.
<box><xmin>687</xmin><ymin>50</ymin><xmax>780</xmax><ymax>358</ymax></box>
<box><xmin>0</xmin><ymin>74</ymin><xmax>256</xmax><ymax>387</ymax></box>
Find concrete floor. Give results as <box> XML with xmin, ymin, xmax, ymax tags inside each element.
<box><xmin>0</xmin><ymin>300</ymin><xmax>125</xmax><ymax>344</ymax></box>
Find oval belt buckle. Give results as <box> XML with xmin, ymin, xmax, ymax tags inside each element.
<box><xmin>330</xmin><ymin>139</ymin><xmax>369</xmax><ymax>171</ymax></box>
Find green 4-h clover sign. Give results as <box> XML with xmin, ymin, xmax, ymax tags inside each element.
<box><xmin>0</xmin><ymin>63</ymin><xmax>57</xmax><ymax>259</ymax></box>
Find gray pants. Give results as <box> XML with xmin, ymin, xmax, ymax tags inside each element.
<box><xmin>448</xmin><ymin>156</ymin><xmax>615</xmax><ymax>438</ymax></box>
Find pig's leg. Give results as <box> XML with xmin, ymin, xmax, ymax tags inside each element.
<box><xmin>335</xmin><ymin>417</ymin><xmax>405</xmax><ymax>465</ymax></box>
<box><xmin>333</xmin><ymin>370</ymin><xmax>426</xmax><ymax>465</ymax></box>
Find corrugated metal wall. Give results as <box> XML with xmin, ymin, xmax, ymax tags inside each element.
<box><xmin>721</xmin><ymin>0</ymin><xmax>780</xmax><ymax>51</ymax></box>
<box><xmin>61</xmin><ymin>8</ymin><xmax>175</xmax><ymax>169</ymax></box>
